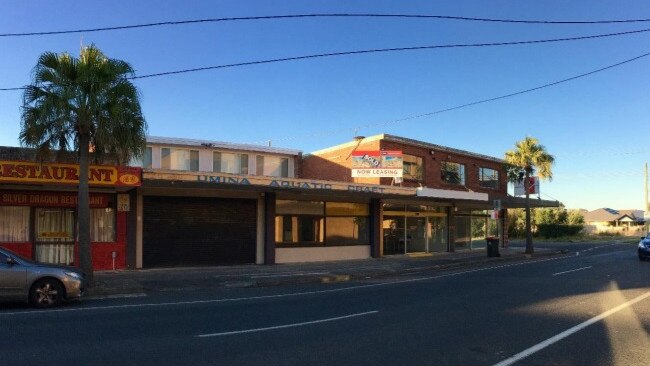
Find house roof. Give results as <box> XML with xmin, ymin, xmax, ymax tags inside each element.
<box><xmin>583</xmin><ymin>208</ymin><xmax>645</xmax><ymax>222</ymax></box>
<box><xmin>146</xmin><ymin>136</ymin><xmax>302</xmax><ymax>156</ymax></box>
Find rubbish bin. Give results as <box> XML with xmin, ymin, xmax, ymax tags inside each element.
<box><xmin>486</xmin><ymin>236</ymin><xmax>500</xmax><ymax>257</ymax></box>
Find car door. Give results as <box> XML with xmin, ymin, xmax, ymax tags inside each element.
<box><xmin>0</xmin><ymin>252</ymin><xmax>28</xmax><ymax>300</ymax></box>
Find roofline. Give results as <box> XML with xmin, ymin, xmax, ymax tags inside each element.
<box><xmin>146</xmin><ymin>136</ymin><xmax>302</xmax><ymax>156</ymax></box>
<box><xmin>308</xmin><ymin>133</ymin><xmax>505</xmax><ymax>163</ymax></box>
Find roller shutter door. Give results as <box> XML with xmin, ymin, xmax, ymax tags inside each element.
<box><xmin>143</xmin><ymin>196</ymin><xmax>256</xmax><ymax>267</ymax></box>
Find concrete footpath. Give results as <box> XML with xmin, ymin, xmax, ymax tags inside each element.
<box><xmin>88</xmin><ymin>246</ymin><xmax>567</xmax><ymax>298</ymax></box>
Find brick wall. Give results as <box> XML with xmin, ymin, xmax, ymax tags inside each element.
<box><xmin>301</xmin><ymin>139</ymin><xmax>381</xmax><ymax>183</ymax></box>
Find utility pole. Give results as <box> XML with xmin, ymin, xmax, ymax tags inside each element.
<box><xmin>645</xmin><ymin>162</ymin><xmax>649</xmax><ymax>231</ymax></box>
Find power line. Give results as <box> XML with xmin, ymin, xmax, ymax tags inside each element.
<box><xmin>253</xmin><ymin>51</ymin><xmax>650</xmax><ymax>145</ymax></box>
<box><xmin>2</xmin><ymin>26</ymin><xmax>650</xmax><ymax>91</ymax></box>
<box><xmin>3</xmin><ymin>13</ymin><xmax>650</xmax><ymax>37</ymax></box>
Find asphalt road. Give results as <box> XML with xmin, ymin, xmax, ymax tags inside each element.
<box><xmin>2</xmin><ymin>242</ymin><xmax>648</xmax><ymax>366</ymax></box>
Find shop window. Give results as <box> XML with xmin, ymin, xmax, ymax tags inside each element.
<box><xmin>441</xmin><ymin>162</ymin><xmax>465</xmax><ymax>185</ymax></box>
<box><xmin>275</xmin><ymin>216</ymin><xmax>324</xmax><ymax>244</ymax></box>
<box><xmin>35</xmin><ymin>208</ymin><xmax>75</xmax><ymax>265</ymax></box>
<box><xmin>256</xmin><ymin>155</ymin><xmax>289</xmax><ymax>177</ymax></box>
<box><xmin>213</xmin><ymin>152</ymin><xmax>248</xmax><ymax>175</ymax></box>
<box><xmin>0</xmin><ymin>206</ymin><xmax>30</xmax><ymax>242</ymax></box>
<box><xmin>90</xmin><ymin>208</ymin><xmax>116</xmax><ymax>242</ymax></box>
<box><xmin>325</xmin><ymin>203</ymin><xmax>370</xmax><ymax>246</ymax></box>
<box><xmin>161</xmin><ymin>148</ymin><xmax>199</xmax><ymax>171</ymax></box>
<box><xmin>403</xmin><ymin>155</ymin><xmax>423</xmax><ymax>181</ymax></box>
<box><xmin>479</xmin><ymin>167</ymin><xmax>499</xmax><ymax>189</ymax></box>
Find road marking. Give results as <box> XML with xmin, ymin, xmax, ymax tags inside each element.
<box><xmin>0</xmin><ymin>255</ymin><xmax>569</xmax><ymax>317</ymax></box>
<box><xmin>552</xmin><ymin>266</ymin><xmax>592</xmax><ymax>276</ymax></box>
<box><xmin>87</xmin><ymin>293</ymin><xmax>148</xmax><ymax>300</ymax></box>
<box><xmin>492</xmin><ymin>291</ymin><xmax>650</xmax><ymax>366</ymax></box>
<box><xmin>196</xmin><ymin>310</ymin><xmax>378</xmax><ymax>338</ymax></box>
<box><xmin>251</xmin><ymin>272</ymin><xmax>329</xmax><ymax>278</ymax></box>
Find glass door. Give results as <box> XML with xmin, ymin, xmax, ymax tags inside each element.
<box><xmin>427</xmin><ymin>216</ymin><xmax>448</xmax><ymax>253</ymax></box>
<box><xmin>382</xmin><ymin>216</ymin><xmax>405</xmax><ymax>255</ymax></box>
<box><xmin>406</xmin><ymin>216</ymin><xmax>427</xmax><ymax>253</ymax></box>
<box><xmin>35</xmin><ymin>208</ymin><xmax>75</xmax><ymax>265</ymax></box>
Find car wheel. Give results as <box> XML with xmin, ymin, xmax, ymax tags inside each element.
<box><xmin>30</xmin><ymin>278</ymin><xmax>64</xmax><ymax>308</ymax></box>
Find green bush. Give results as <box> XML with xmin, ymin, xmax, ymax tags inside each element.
<box><xmin>537</xmin><ymin>224</ymin><xmax>583</xmax><ymax>238</ymax></box>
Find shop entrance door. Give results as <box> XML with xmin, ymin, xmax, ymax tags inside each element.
<box><xmin>34</xmin><ymin>208</ymin><xmax>75</xmax><ymax>265</ymax></box>
<box><xmin>406</xmin><ymin>216</ymin><xmax>427</xmax><ymax>253</ymax></box>
<box><xmin>427</xmin><ymin>216</ymin><xmax>448</xmax><ymax>253</ymax></box>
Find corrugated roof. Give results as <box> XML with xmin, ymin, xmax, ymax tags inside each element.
<box><xmin>146</xmin><ymin>136</ymin><xmax>301</xmax><ymax>156</ymax></box>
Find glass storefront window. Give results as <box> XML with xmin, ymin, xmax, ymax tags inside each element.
<box><xmin>275</xmin><ymin>216</ymin><xmax>324</xmax><ymax>244</ymax></box>
<box><xmin>0</xmin><ymin>206</ymin><xmax>29</xmax><ymax>242</ymax></box>
<box><xmin>326</xmin><ymin>202</ymin><xmax>369</xmax><ymax>216</ymax></box>
<box><xmin>383</xmin><ymin>216</ymin><xmax>405</xmax><ymax>255</ymax></box>
<box><xmin>276</xmin><ymin>200</ymin><xmax>324</xmax><ymax>215</ymax></box>
<box><xmin>35</xmin><ymin>208</ymin><xmax>75</xmax><ymax>265</ymax></box>
<box><xmin>90</xmin><ymin>208</ymin><xmax>116</xmax><ymax>242</ymax></box>
<box><xmin>326</xmin><ymin>217</ymin><xmax>369</xmax><ymax>245</ymax></box>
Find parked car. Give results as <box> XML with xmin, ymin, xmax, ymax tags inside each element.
<box><xmin>639</xmin><ymin>234</ymin><xmax>650</xmax><ymax>261</ymax></box>
<box><xmin>0</xmin><ymin>247</ymin><xmax>85</xmax><ymax>308</ymax></box>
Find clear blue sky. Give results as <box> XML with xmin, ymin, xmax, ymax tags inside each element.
<box><xmin>1</xmin><ymin>0</ymin><xmax>649</xmax><ymax>211</ymax></box>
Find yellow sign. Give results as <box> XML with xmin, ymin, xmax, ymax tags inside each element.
<box><xmin>0</xmin><ymin>161</ymin><xmax>142</xmax><ymax>187</ymax></box>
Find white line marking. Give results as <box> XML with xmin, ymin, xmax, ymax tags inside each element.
<box><xmin>196</xmin><ymin>310</ymin><xmax>378</xmax><ymax>338</ymax></box>
<box><xmin>0</xmin><ymin>255</ymin><xmax>568</xmax><ymax>317</ymax></box>
<box><xmin>552</xmin><ymin>266</ymin><xmax>592</xmax><ymax>276</ymax></box>
<box><xmin>87</xmin><ymin>293</ymin><xmax>148</xmax><ymax>300</ymax></box>
<box><xmin>251</xmin><ymin>272</ymin><xmax>329</xmax><ymax>278</ymax></box>
<box><xmin>492</xmin><ymin>291</ymin><xmax>650</xmax><ymax>366</ymax></box>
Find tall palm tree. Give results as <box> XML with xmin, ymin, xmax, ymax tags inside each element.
<box><xmin>504</xmin><ymin>136</ymin><xmax>554</xmax><ymax>254</ymax></box>
<box><xmin>20</xmin><ymin>45</ymin><xmax>147</xmax><ymax>283</ymax></box>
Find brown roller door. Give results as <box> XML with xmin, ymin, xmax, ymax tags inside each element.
<box><xmin>143</xmin><ymin>196</ymin><xmax>257</xmax><ymax>267</ymax></box>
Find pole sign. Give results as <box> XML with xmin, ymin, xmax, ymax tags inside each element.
<box><xmin>351</xmin><ymin>151</ymin><xmax>403</xmax><ymax>178</ymax></box>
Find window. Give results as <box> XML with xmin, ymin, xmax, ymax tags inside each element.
<box><xmin>325</xmin><ymin>203</ymin><xmax>370</xmax><ymax>246</ymax></box>
<box><xmin>275</xmin><ymin>201</ymin><xmax>324</xmax><ymax>244</ymax></box>
<box><xmin>441</xmin><ymin>162</ymin><xmax>465</xmax><ymax>185</ymax></box>
<box><xmin>256</xmin><ymin>155</ymin><xmax>289</xmax><ymax>177</ymax></box>
<box><xmin>90</xmin><ymin>208</ymin><xmax>116</xmax><ymax>242</ymax></box>
<box><xmin>213</xmin><ymin>152</ymin><xmax>248</xmax><ymax>175</ymax></box>
<box><xmin>0</xmin><ymin>206</ymin><xmax>30</xmax><ymax>242</ymax></box>
<box><xmin>143</xmin><ymin>147</ymin><xmax>152</xmax><ymax>169</ymax></box>
<box><xmin>35</xmin><ymin>208</ymin><xmax>75</xmax><ymax>265</ymax></box>
<box><xmin>479</xmin><ymin>167</ymin><xmax>499</xmax><ymax>189</ymax></box>
<box><xmin>161</xmin><ymin>148</ymin><xmax>199</xmax><ymax>171</ymax></box>
<box><xmin>274</xmin><ymin>201</ymin><xmax>370</xmax><ymax>246</ymax></box>
<box><xmin>403</xmin><ymin>155</ymin><xmax>423</xmax><ymax>180</ymax></box>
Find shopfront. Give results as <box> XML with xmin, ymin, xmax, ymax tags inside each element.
<box><xmin>382</xmin><ymin>204</ymin><xmax>449</xmax><ymax>255</ymax></box>
<box><xmin>0</xmin><ymin>160</ymin><xmax>141</xmax><ymax>270</ymax></box>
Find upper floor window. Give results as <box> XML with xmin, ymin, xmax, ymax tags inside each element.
<box><xmin>479</xmin><ymin>167</ymin><xmax>499</xmax><ymax>189</ymax></box>
<box><xmin>213</xmin><ymin>152</ymin><xmax>248</xmax><ymax>175</ymax></box>
<box><xmin>403</xmin><ymin>155</ymin><xmax>423</xmax><ymax>181</ymax></box>
<box><xmin>161</xmin><ymin>148</ymin><xmax>199</xmax><ymax>171</ymax></box>
<box><xmin>441</xmin><ymin>162</ymin><xmax>465</xmax><ymax>185</ymax></box>
<box><xmin>256</xmin><ymin>155</ymin><xmax>289</xmax><ymax>177</ymax></box>
<box><xmin>143</xmin><ymin>147</ymin><xmax>152</xmax><ymax>169</ymax></box>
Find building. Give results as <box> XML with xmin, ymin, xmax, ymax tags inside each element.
<box><xmin>582</xmin><ymin>208</ymin><xmax>646</xmax><ymax>236</ymax></box>
<box><xmin>1</xmin><ymin>134</ymin><xmax>559</xmax><ymax>270</ymax></box>
<box><xmin>0</xmin><ymin>147</ymin><xmax>141</xmax><ymax>270</ymax></box>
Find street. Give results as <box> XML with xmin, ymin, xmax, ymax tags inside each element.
<box><xmin>2</xmin><ymin>242</ymin><xmax>649</xmax><ymax>366</ymax></box>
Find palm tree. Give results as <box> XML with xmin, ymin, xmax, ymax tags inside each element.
<box><xmin>504</xmin><ymin>136</ymin><xmax>554</xmax><ymax>254</ymax></box>
<box><xmin>20</xmin><ymin>45</ymin><xmax>147</xmax><ymax>283</ymax></box>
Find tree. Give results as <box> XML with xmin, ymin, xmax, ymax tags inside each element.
<box><xmin>504</xmin><ymin>136</ymin><xmax>555</xmax><ymax>254</ymax></box>
<box><xmin>20</xmin><ymin>45</ymin><xmax>147</xmax><ymax>283</ymax></box>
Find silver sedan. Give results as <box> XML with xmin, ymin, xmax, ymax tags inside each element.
<box><xmin>0</xmin><ymin>247</ymin><xmax>85</xmax><ymax>308</ymax></box>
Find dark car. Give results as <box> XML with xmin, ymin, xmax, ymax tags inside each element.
<box><xmin>639</xmin><ymin>234</ymin><xmax>650</xmax><ymax>261</ymax></box>
<box><xmin>0</xmin><ymin>247</ymin><xmax>85</xmax><ymax>308</ymax></box>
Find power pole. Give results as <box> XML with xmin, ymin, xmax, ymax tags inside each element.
<box><xmin>645</xmin><ymin>162</ymin><xmax>649</xmax><ymax>231</ymax></box>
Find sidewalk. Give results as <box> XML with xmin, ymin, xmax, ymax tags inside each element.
<box><xmin>89</xmin><ymin>246</ymin><xmax>565</xmax><ymax>297</ymax></box>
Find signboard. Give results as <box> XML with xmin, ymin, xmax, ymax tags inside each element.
<box><xmin>0</xmin><ymin>191</ymin><xmax>110</xmax><ymax>208</ymax></box>
<box><xmin>0</xmin><ymin>161</ymin><xmax>142</xmax><ymax>187</ymax></box>
<box><xmin>514</xmin><ymin>176</ymin><xmax>539</xmax><ymax>196</ymax></box>
<box><xmin>117</xmin><ymin>194</ymin><xmax>130</xmax><ymax>212</ymax></box>
<box><xmin>351</xmin><ymin>151</ymin><xmax>403</xmax><ymax>178</ymax></box>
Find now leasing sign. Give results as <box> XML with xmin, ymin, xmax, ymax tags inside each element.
<box><xmin>0</xmin><ymin>160</ymin><xmax>142</xmax><ymax>187</ymax></box>
<box><xmin>351</xmin><ymin>151</ymin><xmax>403</xmax><ymax>178</ymax></box>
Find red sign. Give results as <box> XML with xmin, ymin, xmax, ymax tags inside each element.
<box><xmin>0</xmin><ymin>160</ymin><xmax>142</xmax><ymax>187</ymax></box>
<box><xmin>0</xmin><ymin>191</ymin><xmax>110</xmax><ymax>208</ymax></box>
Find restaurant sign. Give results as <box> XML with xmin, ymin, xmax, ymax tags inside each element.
<box><xmin>351</xmin><ymin>151</ymin><xmax>403</xmax><ymax>178</ymax></box>
<box><xmin>0</xmin><ymin>191</ymin><xmax>110</xmax><ymax>208</ymax></box>
<box><xmin>0</xmin><ymin>161</ymin><xmax>142</xmax><ymax>187</ymax></box>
